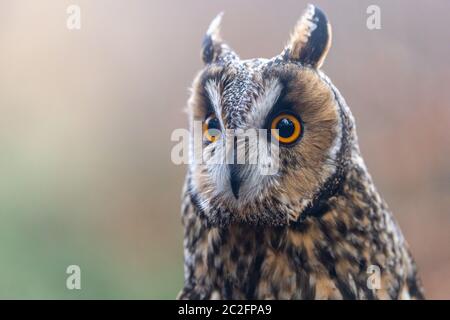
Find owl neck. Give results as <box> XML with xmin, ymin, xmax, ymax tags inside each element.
<box><xmin>180</xmin><ymin>159</ymin><xmax>411</xmax><ymax>299</ymax></box>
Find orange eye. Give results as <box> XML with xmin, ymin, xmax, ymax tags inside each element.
<box><xmin>270</xmin><ymin>113</ymin><xmax>302</xmax><ymax>144</ymax></box>
<box><xmin>203</xmin><ymin>115</ymin><xmax>221</xmax><ymax>142</ymax></box>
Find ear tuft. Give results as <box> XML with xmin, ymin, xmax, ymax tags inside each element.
<box><xmin>285</xmin><ymin>4</ymin><xmax>332</xmax><ymax>68</ymax></box>
<box><xmin>201</xmin><ymin>12</ymin><xmax>237</xmax><ymax>64</ymax></box>
<box><xmin>202</xmin><ymin>12</ymin><xmax>223</xmax><ymax>63</ymax></box>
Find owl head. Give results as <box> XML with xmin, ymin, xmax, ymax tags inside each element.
<box><xmin>187</xmin><ymin>5</ymin><xmax>357</xmax><ymax>227</ymax></box>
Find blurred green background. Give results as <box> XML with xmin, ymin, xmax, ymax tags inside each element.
<box><xmin>0</xmin><ymin>0</ymin><xmax>449</xmax><ymax>299</ymax></box>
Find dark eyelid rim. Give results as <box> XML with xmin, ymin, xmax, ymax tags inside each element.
<box><xmin>265</xmin><ymin>93</ymin><xmax>304</xmax><ymax>146</ymax></box>
<box><xmin>264</xmin><ymin>96</ymin><xmax>296</xmax><ymax>129</ymax></box>
<box><xmin>199</xmin><ymin>89</ymin><xmax>216</xmax><ymax>120</ymax></box>
<box><xmin>262</xmin><ymin>78</ymin><xmax>292</xmax><ymax>122</ymax></box>
<box><xmin>267</xmin><ymin>110</ymin><xmax>304</xmax><ymax>147</ymax></box>
<box><xmin>205</xmin><ymin>112</ymin><xmax>218</xmax><ymax>122</ymax></box>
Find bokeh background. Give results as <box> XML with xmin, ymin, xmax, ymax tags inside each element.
<box><xmin>0</xmin><ymin>0</ymin><xmax>449</xmax><ymax>299</ymax></box>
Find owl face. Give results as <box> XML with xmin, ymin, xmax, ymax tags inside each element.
<box><xmin>187</xmin><ymin>5</ymin><xmax>350</xmax><ymax>226</ymax></box>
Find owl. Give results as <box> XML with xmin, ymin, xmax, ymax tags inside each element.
<box><xmin>178</xmin><ymin>4</ymin><xmax>424</xmax><ymax>300</ymax></box>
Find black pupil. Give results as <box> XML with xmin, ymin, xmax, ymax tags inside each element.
<box><xmin>207</xmin><ymin>118</ymin><xmax>220</xmax><ymax>133</ymax></box>
<box><xmin>276</xmin><ymin>118</ymin><xmax>295</xmax><ymax>138</ymax></box>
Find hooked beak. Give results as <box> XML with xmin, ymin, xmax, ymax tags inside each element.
<box><xmin>228</xmin><ymin>164</ymin><xmax>241</xmax><ymax>199</ymax></box>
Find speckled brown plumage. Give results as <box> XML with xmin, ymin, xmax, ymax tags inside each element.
<box><xmin>179</xmin><ymin>162</ymin><xmax>424</xmax><ymax>299</ymax></box>
<box><xmin>178</xmin><ymin>5</ymin><xmax>424</xmax><ymax>300</ymax></box>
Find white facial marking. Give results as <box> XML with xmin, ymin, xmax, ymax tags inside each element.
<box><xmin>247</xmin><ymin>79</ymin><xmax>282</xmax><ymax>128</ymax></box>
<box><xmin>317</xmin><ymin>70</ymin><xmax>343</xmax><ymax>178</ymax></box>
<box><xmin>205</xmin><ymin>80</ymin><xmax>225</xmax><ymax>129</ymax></box>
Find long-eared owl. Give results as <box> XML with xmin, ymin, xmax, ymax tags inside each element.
<box><xmin>178</xmin><ymin>4</ymin><xmax>424</xmax><ymax>300</ymax></box>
